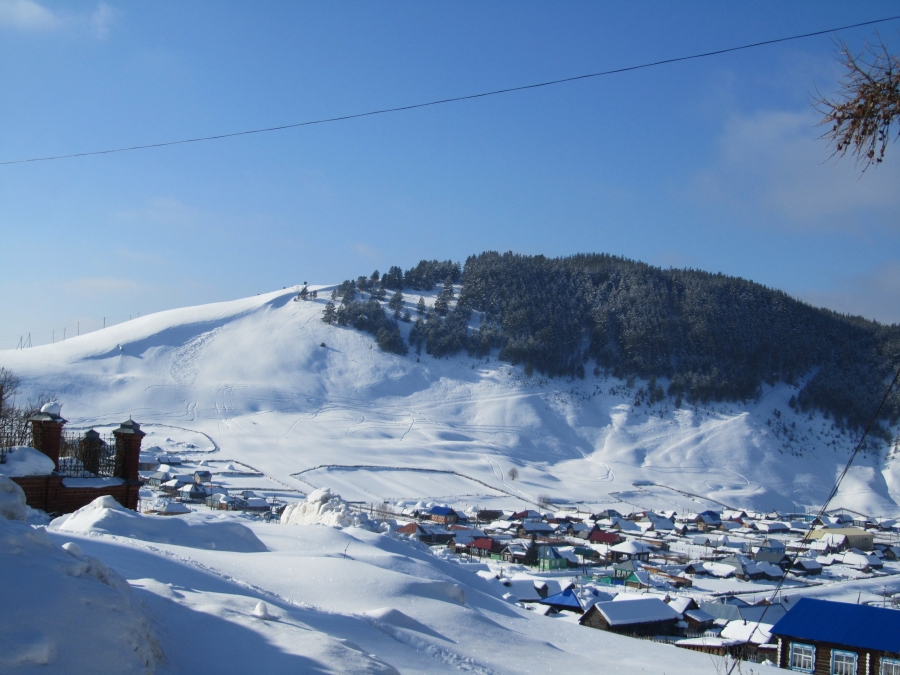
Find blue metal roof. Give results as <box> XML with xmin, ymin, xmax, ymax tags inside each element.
<box><xmin>539</xmin><ymin>587</ymin><xmax>583</xmax><ymax>611</ymax></box>
<box><xmin>771</xmin><ymin>598</ymin><xmax>900</xmax><ymax>654</ymax></box>
<box><xmin>429</xmin><ymin>506</ymin><xmax>455</xmax><ymax>515</ymax></box>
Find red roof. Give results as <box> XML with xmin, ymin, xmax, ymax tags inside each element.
<box><xmin>589</xmin><ymin>530</ymin><xmax>620</xmax><ymax>544</ymax></box>
<box><xmin>396</xmin><ymin>522</ymin><xmax>418</xmax><ymax>535</ymax></box>
<box><xmin>471</xmin><ymin>538</ymin><xmax>494</xmax><ymax>550</ymax></box>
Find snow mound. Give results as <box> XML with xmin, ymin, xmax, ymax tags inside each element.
<box><xmin>0</xmin><ymin>475</ymin><xmax>28</xmax><ymax>521</ymax></box>
<box><xmin>0</xmin><ymin>446</ymin><xmax>56</xmax><ymax>477</ymax></box>
<box><xmin>49</xmin><ymin>496</ymin><xmax>267</xmax><ymax>552</ymax></box>
<box><xmin>0</xmin><ymin>517</ymin><xmax>161</xmax><ymax>674</ymax></box>
<box><xmin>281</xmin><ymin>488</ymin><xmax>382</xmax><ymax>531</ymax></box>
<box><xmin>39</xmin><ymin>401</ymin><xmax>61</xmax><ymax>416</ymax></box>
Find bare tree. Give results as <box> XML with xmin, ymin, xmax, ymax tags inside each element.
<box><xmin>507</xmin><ymin>467</ymin><xmax>519</xmax><ymax>481</ymax></box>
<box><xmin>0</xmin><ymin>367</ymin><xmax>20</xmax><ymax>420</ymax></box>
<box><xmin>815</xmin><ymin>34</ymin><xmax>900</xmax><ymax>170</ymax></box>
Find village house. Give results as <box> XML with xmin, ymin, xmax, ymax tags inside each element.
<box><xmin>807</xmin><ymin>527</ymin><xmax>873</xmax><ymax>551</ymax></box>
<box><xmin>771</xmin><ymin>598</ymin><xmax>900</xmax><ymax>674</ymax></box>
<box><xmin>427</xmin><ymin>505</ymin><xmax>459</xmax><ymax>525</ymax></box>
<box><xmin>579</xmin><ymin>597</ymin><xmax>681</xmax><ymax>637</ymax></box>
<box><xmin>537</xmin><ymin>545</ymin><xmax>568</xmax><ymax>571</ymax></box>
<box><xmin>396</xmin><ymin>522</ymin><xmax>454</xmax><ymax>545</ymax></box>
<box><xmin>608</xmin><ymin>540</ymin><xmax>653</xmax><ymax>563</ymax></box>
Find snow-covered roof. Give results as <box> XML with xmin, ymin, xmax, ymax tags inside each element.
<box><xmin>590</xmin><ymin>598</ymin><xmax>680</xmax><ymax>626</ymax></box>
<box><xmin>720</xmin><ymin>620</ymin><xmax>772</xmax><ymax>645</ymax></box>
<box><xmin>610</xmin><ymin>540</ymin><xmax>653</xmax><ymax>554</ymax></box>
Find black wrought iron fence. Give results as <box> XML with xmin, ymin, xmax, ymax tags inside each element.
<box><xmin>0</xmin><ymin>416</ymin><xmax>32</xmax><ymax>463</ymax></box>
<box><xmin>57</xmin><ymin>429</ymin><xmax>117</xmax><ymax>478</ymax></box>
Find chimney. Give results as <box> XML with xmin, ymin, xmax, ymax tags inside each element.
<box><xmin>113</xmin><ymin>418</ymin><xmax>145</xmax><ymax>482</ymax></box>
<box><xmin>29</xmin><ymin>402</ymin><xmax>67</xmax><ymax>470</ymax></box>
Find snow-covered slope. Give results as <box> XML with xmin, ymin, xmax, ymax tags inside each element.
<box><xmin>2</xmin><ymin>286</ymin><xmax>897</xmax><ymax>516</ymax></box>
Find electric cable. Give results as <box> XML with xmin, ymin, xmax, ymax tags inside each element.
<box><xmin>744</xmin><ymin>359</ymin><xmax>900</xmax><ymax>646</ymax></box>
<box><xmin>2</xmin><ymin>14</ymin><xmax>900</xmax><ymax>166</ymax></box>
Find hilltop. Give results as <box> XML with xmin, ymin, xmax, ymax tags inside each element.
<box><xmin>2</xmin><ymin>256</ymin><xmax>899</xmax><ymax>517</ymax></box>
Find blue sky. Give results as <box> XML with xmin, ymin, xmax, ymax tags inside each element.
<box><xmin>1</xmin><ymin>2</ymin><xmax>899</xmax><ymax>348</ymax></box>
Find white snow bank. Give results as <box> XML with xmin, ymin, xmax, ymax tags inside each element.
<box><xmin>0</xmin><ymin>446</ymin><xmax>55</xmax><ymax>477</ymax></box>
<box><xmin>0</xmin><ymin>517</ymin><xmax>161</xmax><ymax>674</ymax></box>
<box><xmin>50</xmin><ymin>496</ymin><xmax>266</xmax><ymax>552</ymax></box>
<box><xmin>0</xmin><ymin>475</ymin><xmax>28</xmax><ymax>521</ymax></box>
<box><xmin>281</xmin><ymin>488</ymin><xmax>383</xmax><ymax>531</ymax></box>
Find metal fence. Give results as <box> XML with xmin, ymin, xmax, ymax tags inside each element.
<box><xmin>58</xmin><ymin>430</ymin><xmax>118</xmax><ymax>478</ymax></box>
<box><xmin>0</xmin><ymin>416</ymin><xmax>32</xmax><ymax>463</ymax></box>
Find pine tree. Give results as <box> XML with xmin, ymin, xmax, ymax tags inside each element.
<box><xmin>524</xmin><ymin>535</ymin><xmax>539</xmax><ymax>567</ymax></box>
<box><xmin>416</xmin><ymin>296</ymin><xmax>426</xmax><ymax>315</ymax></box>
<box><xmin>322</xmin><ymin>301</ymin><xmax>337</xmax><ymax>324</ymax></box>
<box><xmin>389</xmin><ymin>290</ymin><xmax>404</xmax><ymax>313</ymax></box>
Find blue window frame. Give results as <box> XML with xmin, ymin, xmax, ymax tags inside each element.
<box><xmin>882</xmin><ymin>658</ymin><xmax>900</xmax><ymax>675</ymax></box>
<box><xmin>831</xmin><ymin>650</ymin><xmax>857</xmax><ymax>675</ymax></box>
<box><xmin>790</xmin><ymin>643</ymin><xmax>815</xmax><ymax>673</ymax></box>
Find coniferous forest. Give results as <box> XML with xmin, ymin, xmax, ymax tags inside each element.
<box><xmin>321</xmin><ymin>252</ymin><xmax>900</xmax><ymax>440</ymax></box>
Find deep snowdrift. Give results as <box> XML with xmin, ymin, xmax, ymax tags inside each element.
<box><xmin>50</xmin><ymin>496</ymin><xmax>267</xmax><ymax>553</ymax></box>
<box><xmin>0</xmin><ymin>484</ymin><xmax>160</xmax><ymax>674</ymax></box>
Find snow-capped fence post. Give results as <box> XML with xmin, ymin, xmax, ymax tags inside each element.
<box><xmin>112</xmin><ymin>418</ymin><xmax>145</xmax><ymax>482</ymax></box>
<box><xmin>28</xmin><ymin>403</ymin><xmax>67</xmax><ymax>470</ymax></box>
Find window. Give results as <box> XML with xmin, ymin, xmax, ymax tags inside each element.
<box><xmin>883</xmin><ymin>658</ymin><xmax>900</xmax><ymax>675</ymax></box>
<box><xmin>832</xmin><ymin>650</ymin><xmax>857</xmax><ymax>675</ymax></box>
<box><xmin>790</xmin><ymin>643</ymin><xmax>815</xmax><ymax>673</ymax></box>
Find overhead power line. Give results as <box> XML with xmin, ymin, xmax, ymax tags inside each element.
<box><xmin>3</xmin><ymin>14</ymin><xmax>900</xmax><ymax>166</ymax></box>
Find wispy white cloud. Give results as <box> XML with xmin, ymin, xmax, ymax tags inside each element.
<box><xmin>0</xmin><ymin>0</ymin><xmax>116</xmax><ymax>37</ymax></box>
<box><xmin>795</xmin><ymin>261</ymin><xmax>900</xmax><ymax>325</ymax></box>
<box><xmin>0</xmin><ymin>0</ymin><xmax>60</xmax><ymax>31</ymax></box>
<box><xmin>684</xmin><ymin>109</ymin><xmax>900</xmax><ymax>231</ymax></box>
<box><xmin>90</xmin><ymin>2</ymin><xmax>115</xmax><ymax>40</ymax></box>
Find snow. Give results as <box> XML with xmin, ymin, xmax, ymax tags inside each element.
<box><xmin>591</xmin><ymin>597</ymin><xmax>681</xmax><ymax>626</ymax></box>
<box><xmin>1</xmin><ymin>285</ymin><xmax>898</xmax><ymax>672</ymax></box>
<box><xmin>0</xmin><ymin>475</ymin><xmax>28</xmax><ymax>521</ymax></box>
<box><xmin>0</xmin><ymin>446</ymin><xmax>56</xmax><ymax>477</ymax></box>
<box><xmin>0</xmin><ymin>512</ymin><xmax>160</xmax><ymax>674</ymax></box>
<box><xmin>720</xmin><ymin>620</ymin><xmax>773</xmax><ymax>644</ymax></box>
<box><xmin>39</xmin><ymin>401</ymin><xmax>62</xmax><ymax>416</ymax></box>
<box><xmin>49</xmin><ymin>496</ymin><xmax>267</xmax><ymax>552</ymax></box>
<box><xmin>280</xmin><ymin>487</ymin><xmax>383</xmax><ymax>531</ymax></box>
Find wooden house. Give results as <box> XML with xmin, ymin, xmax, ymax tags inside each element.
<box><xmin>579</xmin><ymin>598</ymin><xmax>680</xmax><ymax>637</ymax></box>
<box><xmin>427</xmin><ymin>506</ymin><xmax>459</xmax><ymax>525</ymax></box>
<box><xmin>771</xmin><ymin>598</ymin><xmax>900</xmax><ymax>674</ymax></box>
<box><xmin>537</xmin><ymin>545</ymin><xmax>568</xmax><ymax>571</ymax></box>
<box><xmin>608</xmin><ymin>540</ymin><xmax>652</xmax><ymax>563</ymax></box>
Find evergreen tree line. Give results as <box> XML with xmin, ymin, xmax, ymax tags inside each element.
<box><xmin>322</xmin><ymin>252</ymin><xmax>900</xmax><ymax>439</ymax></box>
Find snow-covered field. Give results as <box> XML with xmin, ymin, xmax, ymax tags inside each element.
<box><xmin>2</xmin><ymin>285</ymin><xmax>896</xmax><ymax>517</ymax></box>
<box><xmin>0</xmin><ymin>482</ymin><xmax>724</xmax><ymax>675</ymax></box>
<box><xmin>2</xmin><ymin>285</ymin><xmax>899</xmax><ymax>673</ymax></box>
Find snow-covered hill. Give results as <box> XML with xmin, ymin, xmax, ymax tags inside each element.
<box><xmin>2</xmin><ymin>285</ymin><xmax>898</xmax><ymax>517</ymax></box>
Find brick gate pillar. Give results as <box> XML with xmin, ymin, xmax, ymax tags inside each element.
<box><xmin>29</xmin><ymin>402</ymin><xmax>67</xmax><ymax>471</ymax></box>
<box><xmin>113</xmin><ymin>418</ymin><xmax>145</xmax><ymax>482</ymax></box>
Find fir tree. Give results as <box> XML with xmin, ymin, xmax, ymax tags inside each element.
<box><xmin>322</xmin><ymin>301</ymin><xmax>337</xmax><ymax>324</ymax></box>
